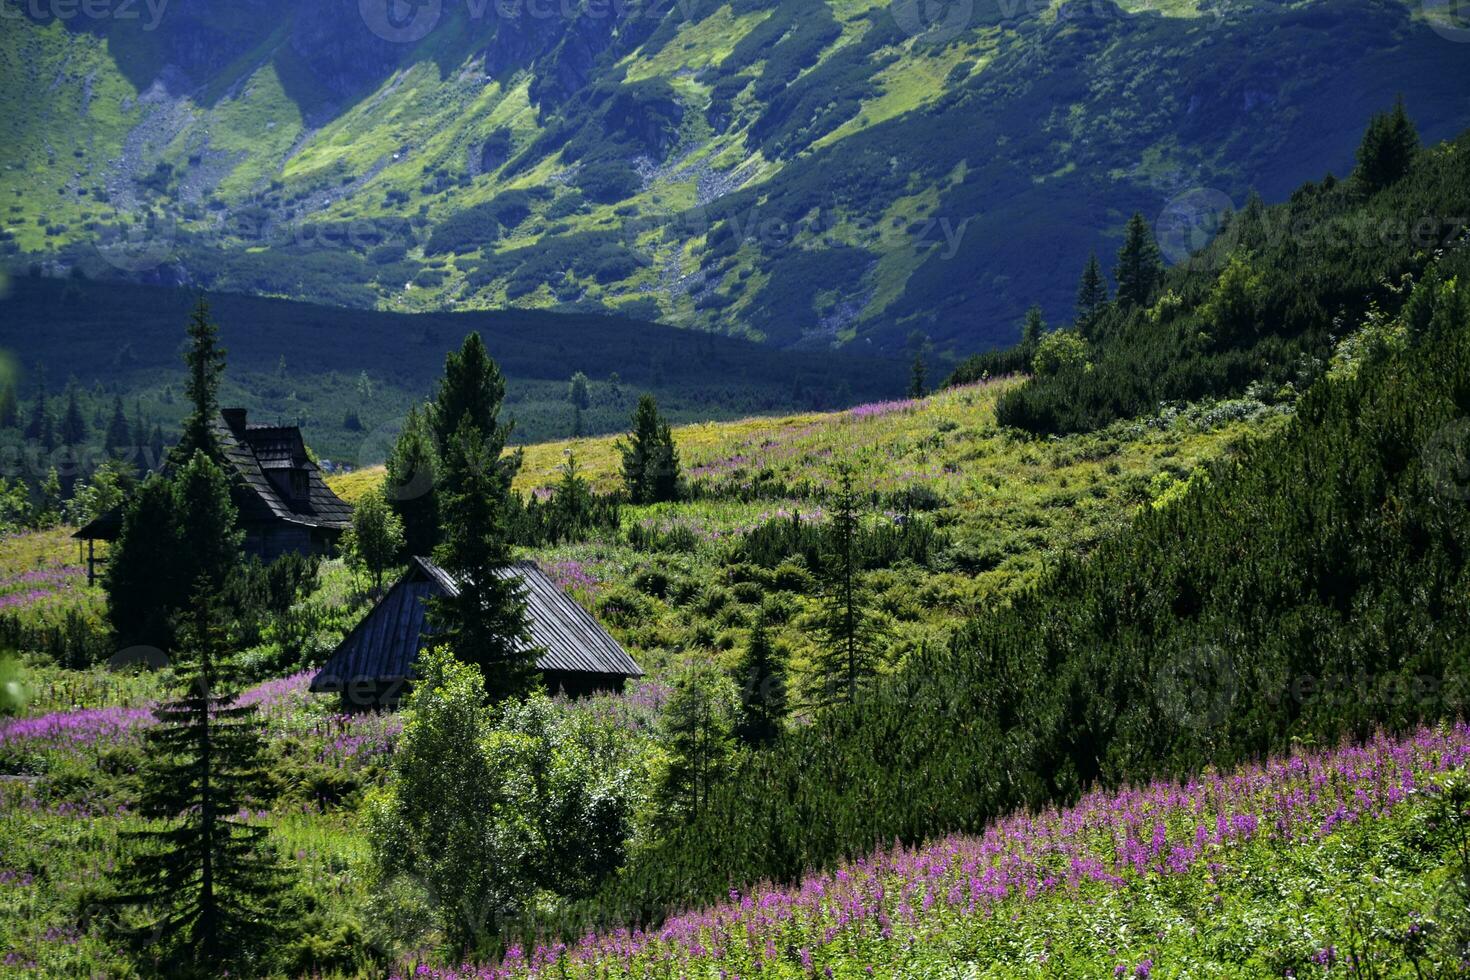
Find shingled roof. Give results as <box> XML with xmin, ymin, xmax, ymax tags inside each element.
<box><xmin>76</xmin><ymin>410</ymin><xmax>351</xmax><ymax>540</ymax></box>
<box><xmin>310</xmin><ymin>557</ymin><xmax>644</xmax><ymax>692</ymax></box>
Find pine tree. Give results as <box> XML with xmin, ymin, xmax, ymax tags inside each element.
<box><xmin>733</xmin><ymin>603</ymin><xmax>788</xmax><ymax>747</ymax></box>
<box><xmin>909</xmin><ymin>354</ymin><xmax>927</xmax><ymax>399</ymax></box>
<box><xmin>1355</xmin><ymin>96</ymin><xmax>1419</xmax><ymax>193</ymax></box>
<box><xmin>24</xmin><ymin>375</ymin><xmax>53</xmax><ymax>450</ymax></box>
<box><xmin>431</xmin><ymin>419</ymin><xmax>537</xmax><ymax>702</ymax></box>
<box><xmin>107</xmin><ymin>453</ymin><xmax>242</xmax><ymax>650</ymax></box>
<box><xmin>618</xmin><ymin>395</ymin><xmax>680</xmax><ymax>504</ymax></box>
<box><xmin>104</xmin><ymin>395</ymin><xmax>131</xmax><ymax>460</ymax></box>
<box><xmin>385</xmin><ymin>405</ymin><xmax>440</xmax><ymax>557</ymax></box>
<box><xmin>34</xmin><ymin>467</ymin><xmax>63</xmax><ymax>529</ymax></box>
<box><xmin>1021</xmin><ymin>305</ymin><xmax>1047</xmax><ymax>351</ymax></box>
<box><xmin>107</xmin><ymin>586</ymin><xmax>286</xmax><ymax>974</ymax></box>
<box><xmin>811</xmin><ymin>468</ymin><xmax>882</xmax><ymax>708</ymax></box>
<box><xmin>1075</xmin><ymin>253</ymin><xmax>1108</xmax><ymax>328</ymax></box>
<box><xmin>176</xmin><ymin>297</ymin><xmax>227</xmax><ymax>463</ymax></box>
<box><xmin>550</xmin><ymin>451</ymin><xmax>594</xmax><ymax>543</ymax></box>
<box><xmin>0</xmin><ymin>384</ymin><xmax>17</xmax><ymax>429</ymax></box>
<box><xmin>148</xmin><ymin>424</ymin><xmax>165</xmax><ymax>472</ymax></box>
<box><xmin>1114</xmin><ymin>213</ymin><xmax>1163</xmax><ymax>309</ymax></box>
<box><xmin>60</xmin><ymin>382</ymin><xmax>87</xmax><ymax>447</ymax></box>
<box><xmin>658</xmin><ymin>663</ymin><xmax>735</xmax><ymax>826</ymax></box>
<box><xmin>427</xmin><ymin>334</ymin><xmax>533</xmax><ymax>701</ymax></box>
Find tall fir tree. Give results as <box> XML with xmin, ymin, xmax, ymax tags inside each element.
<box><xmin>431</xmin><ymin>419</ymin><xmax>537</xmax><ymax>702</ymax></box>
<box><xmin>733</xmin><ymin>603</ymin><xmax>788</xmax><ymax>747</ymax></box>
<box><xmin>0</xmin><ymin>384</ymin><xmax>17</xmax><ymax>429</ymax></box>
<box><xmin>1075</xmin><ymin>253</ymin><xmax>1108</xmax><ymax>328</ymax></box>
<box><xmin>1021</xmin><ymin>305</ymin><xmax>1047</xmax><ymax>351</ymax></box>
<box><xmin>107</xmin><ymin>586</ymin><xmax>286</xmax><ymax>974</ymax></box>
<box><xmin>104</xmin><ymin>395</ymin><xmax>132</xmax><ymax>460</ymax></box>
<box><xmin>426</xmin><ymin>334</ymin><xmax>533</xmax><ymax>701</ymax></box>
<box><xmin>1114</xmin><ymin>213</ymin><xmax>1163</xmax><ymax>309</ymax></box>
<box><xmin>618</xmin><ymin>395</ymin><xmax>680</xmax><ymax>504</ymax></box>
<box><xmin>385</xmin><ymin>405</ymin><xmax>440</xmax><ymax>557</ymax></box>
<box><xmin>658</xmin><ymin>663</ymin><xmax>736</xmax><ymax>827</ymax></box>
<box><xmin>59</xmin><ymin>382</ymin><xmax>87</xmax><ymax>447</ymax></box>
<box><xmin>1355</xmin><ymin>96</ymin><xmax>1419</xmax><ymax>193</ymax></box>
<box><xmin>107</xmin><ymin>452</ymin><xmax>242</xmax><ymax>649</ymax></box>
<box><xmin>176</xmin><ymin>297</ymin><xmax>226</xmax><ymax>463</ymax></box>
<box><xmin>811</xmin><ymin>468</ymin><xmax>882</xmax><ymax>708</ymax></box>
<box><xmin>24</xmin><ymin>374</ymin><xmax>53</xmax><ymax>450</ymax></box>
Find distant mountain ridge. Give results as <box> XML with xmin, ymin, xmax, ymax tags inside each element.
<box><xmin>3</xmin><ymin>0</ymin><xmax>1468</xmax><ymax>353</ymax></box>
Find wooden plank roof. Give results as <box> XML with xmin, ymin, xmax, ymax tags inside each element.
<box><xmin>310</xmin><ymin>557</ymin><xmax>643</xmax><ymax>692</ymax></box>
<box><xmin>76</xmin><ymin>411</ymin><xmax>351</xmax><ymax>540</ymax></box>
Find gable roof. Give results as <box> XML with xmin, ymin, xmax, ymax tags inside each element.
<box><xmin>309</xmin><ymin>557</ymin><xmax>643</xmax><ymax>692</ymax></box>
<box><xmin>76</xmin><ymin>410</ymin><xmax>352</xmax><ymax>540</ymax></box>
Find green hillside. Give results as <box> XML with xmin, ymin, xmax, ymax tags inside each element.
<box><xmin>4</xmin><ymin>0</ymin><xmax>1468</xmax><ymax>352</ymax></box>
<box><xmin>0</xmin><ymin>276</ymin><xmax>906</xmax><ymax>458</ymax></box>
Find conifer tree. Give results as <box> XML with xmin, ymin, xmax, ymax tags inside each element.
<box><xmin>811</xmin><ymin>468</ymin><xmax>882</xmax><ymax>707</ymax></box>
<box><xmin>25</xmin><ymin>375</ymin><xmax>53</xmax><ymax>450</ymax></box>
<box><xmin>385</xmin><ymin>405</ymin><xmax>440</xmax><ymax>557</ymax></box>
<box><xmin>550</xmin><ymin>451</ymin><xmax>594</xmax><ymax>543</ymax></box>
<box><xmin>104</xmin><ymin>395</ymin><xmax>132</xmax><ymax>461</ymax></box>
<box><xmin>1021</xmin><ymin>305</ymin><xmax>1047</xmax><ymax>351</ymax></box>
<box><xmin>60</xmin><ymin>382</ymin><xmax>87</xmax><ymax>447</ymax></box>
<box><xmin>427</xmin><ymin>334</ymin><xmax>534</xmax><ymax>701</ymax></box>
<box><xmin>176</xmin><ymin>297</ymin><xmax>226</xmax><ymax>463</ymax></box>
<box><xmin>733</xmin><ymin>603</ymin><xmax>788</xmax><ymax>747</ymax></box>
<box><xmin>1075</xmin><ymin>253</ymin><xmax>1108</xmax><ymax>328</ymax></box>
<box><xmin>107</xmin><ymin>586</ymin><xmax>286</xmax><ymax>974</ymax></box>
<box><xmin>34</xmin><ymin>467</ymin><xmax>63</xmax><ymax>528</ymax></box>
<box><xmin>0</xmin><ymin>384</ymin><xmax>17</xmax><ymax>429</ymax></box>
<box><xmin>658</xmin><ymin>663</ymin><xmax>736</xmax><ymax>826</ymax></box>
<box><xmin>1355</xmin><ymin>97</ymin><xmax>1419</xmax><ymax>193</ymax></box>
<box><xmin>432</xmin><ymin>419</ymin><xmax>536</xmax><ymax>702</ymax></box>
<box><xmin>618</xmin><ymin>395</ymin><xmax>680</xmax><ymax>504</ymax></box>
<box><xmin>1114</xmin><ymin>213</ymin><xmax>1163</xmax><ymax>309</ymax></box>
<box><xmin>108</xmin><ymin>453</ymin><xmax>242</xmax><ymax>650</ymax></box>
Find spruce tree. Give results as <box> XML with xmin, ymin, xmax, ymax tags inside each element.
<box><xmin>658</xmin><ymin>663</ymin><xmax>735</xmax><ymax>826</ymax></box>
<box><xmin>24</xmin><ymin>376</ymin><xmax>53</xmax><ymax>450</ymax></box>
<box><xmin>104</xmin><ymin>395</ymin><xmax>132</xmax><ymax>461</ymax></box>
<box><xmin>107</xmin><ymin>453</ymin><xmax>242</xmax><ymax>650</ymax></box>
<box><xmin>107</xmin><ymin>586</ymin><xmax>286</xmax><ymax>974</ymax></box>
<box><xmin>909</xmin><ymin>354</ymin><xmax>927</xmax><ymax>399</ymax></box>
<box><xmin>431</xmin><ymin>419</ymin><xmax>537</xmax><ymax>702</ymax></box>
<box><xmin>385</xmin><ymin>405</ymin><xmax>440</xmax><ymax>557</ymax></box>
<box><xmin>1021</xmin><ymin>305</ymin><xmax>1047</xmax><ymax>351</ymax></box>
<box><xmin>811</xmin><ymin>468</ymin><xmax>881</xmax><ymax>708</ymax></box>
<box><xmin>1355</xmin><ymin>97</ymin><xmax>1419</xmax><ymax>193</ymax></box>
<box><xmin>176</xmin><ymin>297</ymin><xmax>226</xmax><ymax>463</ymax></box>
<box><xmin>1114</xmin><ymin>213</ymin><xmax>1163</xmax><ymax>309</ymax></box>
<box><xmin>426</xmin><ymin>334</ymin><xmax>533</xmax><ymax>701</ymax></box>
<box><xmin>618</xmin><ymin>395</ymin><xmax>680</xmax><ymax>504</ymax></box>
<box><xmin>60</xmin><ymin>383</ymin><xmax>87</xmax><ymax>447</ymax></box>
<box><xmin>0</xmin><ymin>384</ymin><xmax>17</xmax><ymax>429</ymax></box>
<box><xmin>550</xmin><ymin>451</ymin><xmax>594</xmax><ymax>543</ymax></box>
<box><xmin>1075</xmin><ymin>253</ymin><xmax>1108</xmax><ymax>328</ymax></box>
<box><xmin>733</xmin><ymin>603</ymin><xmax>788</xmax><ymax>747</ymax></box>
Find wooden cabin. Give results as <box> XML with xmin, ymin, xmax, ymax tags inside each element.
<box><xmin>310</xmin><ymin>557</ymin><xmax>644</xmax><ymax>709</ymax></box>
<box><xmin>75</xmin><ymin>408</ymin><xmax>353</xmax><ymax>582</ymax></box>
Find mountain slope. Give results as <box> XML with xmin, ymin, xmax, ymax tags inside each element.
<box><xmin>4</xmin><ymin>0</ymin><xmax>1468</xmax><ymax>352</ymax></box>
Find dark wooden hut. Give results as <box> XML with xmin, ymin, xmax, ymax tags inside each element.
<box><xmin>310</xmin><ymin>557</ymin><xmax>644</xmax><ymax>708</ymax></box>
<box><xmin>75</xmin><ymin>409</ymin><xmax>352</xmax><ymax>581</ymax></box>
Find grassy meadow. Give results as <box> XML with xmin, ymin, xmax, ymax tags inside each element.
<box><xmin>0</xmin><ymin>376</ymin><xmax>1281</xmax><ymax>973</ymax></box>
